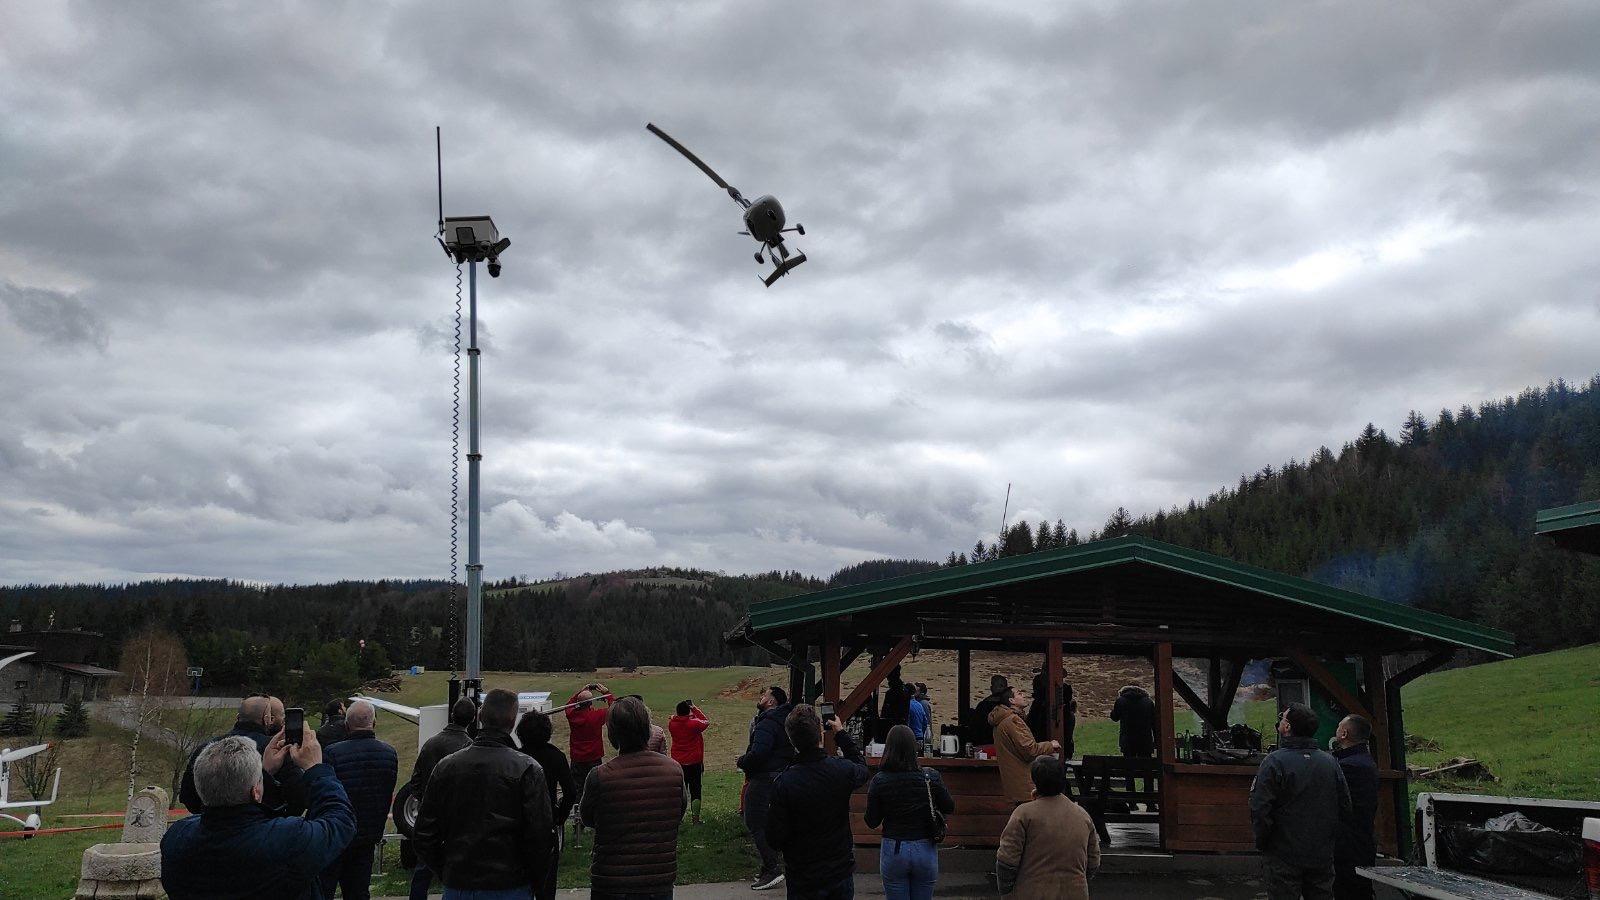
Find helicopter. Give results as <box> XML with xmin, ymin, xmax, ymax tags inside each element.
<box><xmin>647</xmin><ymin>123</ymin><xmax>807</xmax><ymax>287</ymax></box>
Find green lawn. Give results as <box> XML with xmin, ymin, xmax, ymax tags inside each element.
<box><xmin>1400</xmin><ymin>642</ymin><xmax>1600</xmax><ymax>801</ymax></box>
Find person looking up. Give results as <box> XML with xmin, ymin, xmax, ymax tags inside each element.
<box><xmin>320</xmin><ymin>700</ymin><xmax>397</xmax><ymax>900</ymax></box>
<box><xmin>161</xmin><ymin>729</ymin><xmax>353</xmax><ymax>900</ymax></box>
<box><xmin>766</xmin><ymin>705</ymin><xmax>871</xmax><ymax>899</ymax></box>
<box><xmin>414</xmin><ymin>688</ymin><xmax>553</xmax><ymax>899</ymax></box>
<box><xmin>669</xmin><ymin>700</ymin><xmax>711</xmax><ymax>824</ymax></box>
<box><xmin>565</xmin><ymin>682</ymin><xmax>612</xmax><ymax>833</ymax></box>
<box><xmin>580</xmin><ymin>696</ymin><xmax>687</xmax><ymax>900</ymax></box>
<box><xmin>996</xmin><ymin>756</ymin><xmax>1100</xmax><ymax>900</ymax></box>
<box><xmin>1330</xmin><ymin>715</ymin><xmax>1379</xmax><ymax>900</ymax></box>
<box><xmin>1249</xmin><ymin>703</ymin><xmax>1352</xmax><ymax>900</ymax></box>
<box><xmin>516</xmin><ymin>710</ymin><xmax>576</xmax><ymax>900</ymax></box>
<box><xmin>737</xmin><ymin>686</ymin><xmax>796</xmax><ymax>890</ymax></box>
<box><xmin>406</xmin><ymin>698</ymin><xmax>477</xmax><ymax>900</ymax></box>
<box><xmin>865</xmin><ymin>724</ymin><xmax>955</xmax><ymax>900</ymax></box>
<box><xmin>990</xmin><ymin>689</ymin><xmax>1060</xmax><ymax>806</ymax></box>
<box><xmin>318</xmin><ymin>698</ymin><xmax>349</xmax><ymax>747</ymax></box>
<box><xmin>179</xmin><ymin>695</ymin><xmax>294</xmax><ymax>815</ymax></box>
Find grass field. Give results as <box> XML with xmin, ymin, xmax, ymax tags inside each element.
<box><xmin>4</xmin><ymin>646</ymin><xmax>1596</xmax><ymax>897</ymax></box>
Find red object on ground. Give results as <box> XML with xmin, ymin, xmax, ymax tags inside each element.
<box><xmin>1582</xmin><ymin>817</ymin><xmax>1599</xmax><ymax>899</ymax></box>
<box><xmin>668</xmin><ymin>707</ymin><xmax>711</xmax><ymax>766</ymax></box>
<box><xmin>0</xmin><ymin>822</ymin><xmax>120</xmax><ymax>839</ymax></box>
<box><xmin>565</xmin><ymin>690</ymin><xmax>610</xmax><ymax>763</ymax></box>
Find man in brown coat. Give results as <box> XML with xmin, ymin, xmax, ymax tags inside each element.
<box><xmin>997</xmin><ymin>756</ymin><xmax>1101</xmax><ymax>900</ymax></box>
<box><xmin>990</xmin><ymin>688</ymin><xmax>1061</xmax><ymax>804</ymax></box>
<box><xmin>580</xmin><ymin>696</ymin><xmax>686</xmax><ymax>900</ymax></box>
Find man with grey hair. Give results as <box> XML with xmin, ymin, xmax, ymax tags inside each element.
<box><xmin>322</xmin><ymin>699</ymin><xmax>398</xmax><ymax>899</ymax></box>
<box><xmin>162</xmin><ymin>727</ymin><xmax>354</xmax><ymax>899</ymax></box>
<box><xmin>180</xmin><ymin>695</ymin><xmax>293</xmax><ymax>815</ymax></box>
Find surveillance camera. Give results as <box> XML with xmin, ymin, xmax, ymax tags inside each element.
<box><xmin>487</xmin><ymin>259</ymin><xmax>502</xmax><ymax>278</ymax></box>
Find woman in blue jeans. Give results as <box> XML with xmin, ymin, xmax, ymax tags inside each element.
<box><xmin>864</xmin><ymin>725</ymin><xmax>956</xmax><ymax>900</ymax></box>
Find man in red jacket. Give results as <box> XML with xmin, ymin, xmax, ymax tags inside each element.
<box><xmin>566</xmin><ymin>682</ymin><xmax>611</xmax><ymax>837</ymax></box>
<box><xmin>669</xmin><ymin>700</ymin><xmax>711</xmax><ymax>824</ymax></box>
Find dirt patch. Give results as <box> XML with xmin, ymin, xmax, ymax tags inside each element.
<box><xmin>717</xmin><ymin>674</ymin><xmax>770</xmax><ymax>701</ymax></box>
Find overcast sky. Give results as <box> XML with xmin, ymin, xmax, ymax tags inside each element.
<box><xmin>3</xmin><ymin>2</ymin><xmax>1599</xmax><ymax>586</ymax></box>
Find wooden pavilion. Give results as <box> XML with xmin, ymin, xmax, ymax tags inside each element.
<box><xmin>726</xmin><ymin>534</ymin><xmax>1514</xmax><ymax>858</ymax></box>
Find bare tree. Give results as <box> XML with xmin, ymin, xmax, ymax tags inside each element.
<box><xmin>117</xmin><ymin>627</ymin><xmax>190</xmax><ymax>800</ymax></box>
<box><xmin>155</xmin><ymin>702</ymin><xmax>219</xmax><ymax>799</ymax></box>
<box><xmin>14</xmin><ymin>702</ymin><xmax>62</xmax><ymax>801</ymax></box>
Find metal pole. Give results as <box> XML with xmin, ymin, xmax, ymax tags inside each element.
<box><xmin>465</xmin><ymin>259</ymin><xmax>483</xmax><ymax>681</ymax></box>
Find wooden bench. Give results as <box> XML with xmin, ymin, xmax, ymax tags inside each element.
<box><xmin>1074</xmin><ymin>755</ymin><xmax>1162</xmax><ymax>843</ymax></box>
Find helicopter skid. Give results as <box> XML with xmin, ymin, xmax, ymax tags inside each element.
<box><xmin>761</xmin><ymin>252</ymin><xmax>807</xmax><ymax>287</ymax></box>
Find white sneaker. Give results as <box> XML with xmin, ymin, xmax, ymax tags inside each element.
<box><xmin>752</xmin><ymin>872</ymin><xmax>786</xmax><ymax>891</ymax></box>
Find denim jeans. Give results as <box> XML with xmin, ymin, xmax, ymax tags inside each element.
<box><xmin>442</xmin><ymin>886</ymin><xmax>533</xmax><ymax>900</ymax></box>
<box><xmin>879</xmin><ymin>837</ymin><xmax>937</xmax><ymax>900</ymax></box>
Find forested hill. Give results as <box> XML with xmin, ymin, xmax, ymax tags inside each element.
<box><xmin>956</xmin><ymin>377</ymin><xmax>1600</xmax><ymax>654</ymax></box>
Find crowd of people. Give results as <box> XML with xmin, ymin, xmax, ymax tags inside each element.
<box><xmin>155</xmin><ymin>677</ymin><xmax>1380</xmax><ymax>900</ymax></box>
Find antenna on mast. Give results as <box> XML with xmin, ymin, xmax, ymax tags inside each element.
<box><xmin>435</xmin><ymin>126</ymin><xmax>444</xmax><ymax>236</ymax></box>
<box><xmin>998</xmin><ymin>482</ymin><xmax>1012</xmax><ymax>540</ymax></box>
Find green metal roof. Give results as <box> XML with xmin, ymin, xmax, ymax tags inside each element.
<box><xmin>1535</xmin><ymin>501</ymin><xmax>1600</xmax><ymax>553</ymax></box>
<box><xmin>747</xmin><ymin>534</ymin><xmax>1514</xmax><ymax>656</ymax></box>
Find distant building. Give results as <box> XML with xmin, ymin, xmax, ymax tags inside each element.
<box><xmin>1</xmin><ymin>623</ymin><xmax>121</xmax><ymax>708</ymax></box>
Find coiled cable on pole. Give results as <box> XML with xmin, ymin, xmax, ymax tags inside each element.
<box><xmin>448</xmin><ymin>261</ymin><xmax>463</xmax><ymax>675</ymax></box>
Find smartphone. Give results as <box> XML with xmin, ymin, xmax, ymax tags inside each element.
<box><xmin>818</xmin><ymin>702</ymin><xmax>835</xmax><ymax>724</ymax></box>
<box><xmin>285</xmin><ymin>707</ymin><xmax>305</xmax><ymax>746</ymax></box>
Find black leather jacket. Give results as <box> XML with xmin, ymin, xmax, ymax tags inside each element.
<box><xmin>413</xmin><ymin>729</ymin><xmax>553</xmax><ymax>890</ymax></box>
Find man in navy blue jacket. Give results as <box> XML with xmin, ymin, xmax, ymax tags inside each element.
<box><xmin>1331</xmin><ymin>715</ymin><xmax>1380</xmax><ymax>900</ymax></box>
<box><xmin>321</xmin><ymin>700</ymin><xmax>398</xmax><ymax>900</ymax></box>
<box><xmin>162</xmin><ymin>727</ymin><xmax>354</xmax><ymax>900</ymax></box>
<box><xmin>766</xmin><ymin>705</ymin><xmax>871</xmax><ymax>900</ymax></box>
<box><xmin>737</xmin><ymin>686</ymin><xmax>796</xmax><ymax>890</ymax></box>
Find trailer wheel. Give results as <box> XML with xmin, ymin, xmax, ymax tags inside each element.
<box><xmin>392</xmin><ymin>781</ymin><xmax>420</xmax><ymax>838</ymax></box>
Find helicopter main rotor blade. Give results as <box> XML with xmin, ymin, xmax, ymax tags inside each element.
<box><xmin>646</xmin><ymin>123</ymin><xmax>733</xmax><ymax>192</ymax></box>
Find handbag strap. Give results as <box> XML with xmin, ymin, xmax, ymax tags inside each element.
<box><xmin>923</xmin><ymin>769</ymin><xmax>937</xmax><ymax>820</ymax></box>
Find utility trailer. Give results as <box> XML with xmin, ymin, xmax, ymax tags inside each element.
<box><xmin>1359</xmin><ymin>791</ymin><xmax>1600</xmax><ymax>899</ymax></box>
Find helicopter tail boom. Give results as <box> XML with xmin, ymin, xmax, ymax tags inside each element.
<box><xmin>646</xmin><ymin>123</ymin><xmax>735</xmax><ymax>194</ymax></box>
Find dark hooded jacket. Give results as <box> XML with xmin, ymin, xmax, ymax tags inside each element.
<box><xmin>736</xmin><ymin>702</ymin><xmax>796</xmax><ymax>777</ymax></box>
<box><xmin>1109</xmin><ymin>686</ymin><xmax>1157</xmax><ymax>756</ymax></box>
<box><xmin>1248</xmin><ymin>735</ymin><xmax>1353</xmax><ymax>867</ymax></box>
<box><xmin>1333</xmin><ymin>742</ymin><xmax>1379</xmax><ymax>865</ymax></box>
<box><xmin>766</xmin><ymin>730</ymin><xmax>871</xmax><ymax>891</ymax></box>
<box><xmin>161</xmin><ymin>761</ymin><xmax>354</xmax><ymax>900</ymax></box>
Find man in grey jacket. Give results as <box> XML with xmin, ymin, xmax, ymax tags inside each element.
<box><xmin>1249</xmin><ymin>703</ymin><xmax>1352</xmax><ymax>900</ymax></box>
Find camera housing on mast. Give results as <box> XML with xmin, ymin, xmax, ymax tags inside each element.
<box><xmin>438</xmin><ymin>215</ymin><xmax>511</xmax><ymax>277</ymax></box>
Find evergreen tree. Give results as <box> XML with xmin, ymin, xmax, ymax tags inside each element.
<box><xmin>55</xmin><ymin>694</ymin><xmax>90</xmax><ymax>738</ymax></box>
<box><xmin>1103</xmin><ymin>506</ymin><xmax>1134</xmax><ymax>537</ymax></box>
<box><xmin>0</xmin><ymin>695</ymin><xmax>38</xmax><ymax>737</ymax></box>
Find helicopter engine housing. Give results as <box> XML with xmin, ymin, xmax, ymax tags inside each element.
<box><xmin>742</xmin><ymin>195</ymin><xmax>786</xmax><ymax>244</ymax></box>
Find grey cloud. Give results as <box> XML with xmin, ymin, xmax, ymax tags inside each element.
<box><xmin>1</xmin><ymin>282</ymin><xmax>109</xmax><ymax>349</ymax></box>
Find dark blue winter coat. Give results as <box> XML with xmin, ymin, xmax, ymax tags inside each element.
<box><xmin>325</xmin><ymin>729</ymin><xmax>399</xmax><ymax>844</ymax></box>
<box><xmin>735</xmin><ymin>702</ymin><xmax>796</xmax><ymax>776</ymax></box>
<box><xmin>161</xmin><ymin>761</ymin><xmax>355</xmax><ymax>900</ymax></box>
<box><xmin>766</xmin><ymin>730</ymin><xmax>872</xmax><ymax>891</ymax></box>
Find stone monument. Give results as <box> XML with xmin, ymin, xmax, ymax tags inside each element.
<box><xmin>76</xmin><ymin>785</ymin><xmax>168</xmax><ymax>899</ymax></box>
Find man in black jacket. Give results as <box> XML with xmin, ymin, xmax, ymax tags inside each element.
<box><xmin>737</xmin><ymin>686</ymin><xmax>796</xmax><ymax>890</ymax></box>
<box><xmin>1331</xmin><ymin>715</ymin><xmax>1379</xmax><ymax>900</ymax></box>
<box><xmin>317</xmin><ymin>699</ymin><xmax>349</xmax><ymax>748</ymax></box>
<box><xmin>414</xmin><ymin>689</ymin><xmax>553</xmax><ymax>897</ymax></box>
<box><xmin>1110</xmin><ymin>684</ymin><xmax>1158</xmax><ymax>798</ymax></box>
<box><xmin>767</xmin><ymin>705</ymin><xmax>871</xmax><ymax>900</ymax></box>
<box><xmin>320</xmin><ymin>700</ymin><xmax>398</xmax><ymax>900</ymax></box>
<box><xmin>179</xmin><ymin>696</ymin><xmax>296</xmax><ymax>815</ymax></box>
<box><xmin>1249</xmin><ymin>703</ymin><xmax>1353</xmax><ymax>900</ymax></box>
<box><xmin>406</xmin><ymin>698</ymin><xmax>477</xmax><ymax>900</ymax></box>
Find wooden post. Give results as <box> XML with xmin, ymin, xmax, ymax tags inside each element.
<box><xmin>1046</xmin><ymin>639</ymin><xmax>1063</xmax><ymax>749</ymax></box>
<box><xmin>788</xmin><ymin>641</ymin><xmax>807</xmax><ymax>706</ymax></box>
<box><xmin>1153</xmin><ymin>641</ymin><xmax>1175</xmax><ymax>849</ymax></box>
<box><xmin>957</xmin><ymin>646</ymin><xmax>971</xmax><ymax>745</ymax></box>
<box><xmin>822</xmin><ymin>626</ymin><xmax>841</xmax><ymax>754</ymax></box>
<box><xmin>1208</xmin><ymin>656</ymin><xmax>1222</xmax><ymax>709</ymax></box>
<box><xmin>1363</xmin><ymin>654</ymin><xmax>1391</xmax><ymax>767</ymax></box>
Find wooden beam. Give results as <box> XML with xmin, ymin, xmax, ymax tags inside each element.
<box><xmin>1045</xmin><ymin>639</ymin><xmax>1063</xmax><ymax>746</ymax></box>
<box><xmin>750</xmin><ymin>636</ymin><xmax>794</xmax><ymax>664</ymax></box>
<box><xmin>839</xmin><ymin>646</ymin><xmax>865</xmax><ymax>673</ymax></box>
<box><xmin>837</xmin><ymin>635</ymin><xmax>913</xmax><ymax>721</ymax></box>
<box><xmin>1389</xmin><ymin>648</ymin><xmax>1455</xmax><ymax>689</ymax></box>
<box><xmin>1363</xmin><ymin>653</ymin><xmax>1392</xmax><ymax>771</ymax></box>
<box><xmin>957</xmin><ymin>647</ymin><xmax>971</xmax><ymax>745</ymax></box>
<box><xmin>1207</xmin><ymin>656</ymin><xmax>1222</xmax><ymax>709</ymax></box>
<box><xmin>1153</xmin><ymin>641</ymin><xmax>1175</xmax><ymax>851</ymax></box>
<box><xmin>788</xmin><ymin>641</ymin><xmax>807</xmax><ymax>705</ymax></box>
<box><xmin>1219</xmin><ymin>655</ymin><xmax>1248</xmax><ymax>712</ymax></box>
<box><xmin>1288</xmin><ymin>649</ymin><xmax>1371</xmax><ymax>721</ymax></box>
<box><xmin>1171</xmin><ymin>670</ymin><xmax>1226</xmax><ymax>731</ymax></box>
<box><xmin>822</xmin><ymin>627</ymin><xmax>842</xmax><ymax>754</ymax></box>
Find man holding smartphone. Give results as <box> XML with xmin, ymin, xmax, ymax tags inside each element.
<box><xmin>766</xmin><ymin>705</ymin><xmax>871</xmax><ymax>899</ymax></box>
